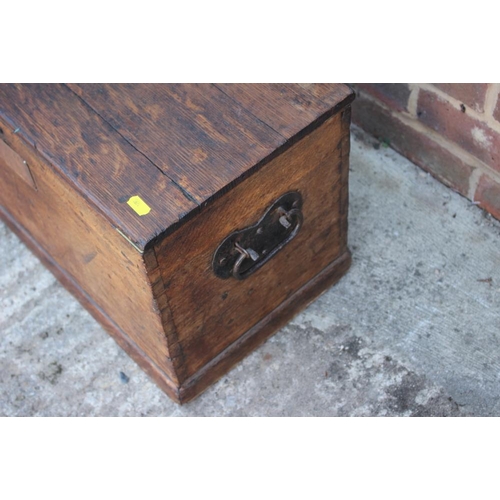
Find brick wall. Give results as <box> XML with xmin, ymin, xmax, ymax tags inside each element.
<box><xmin>352</xmin><ymin>84</ymin><xmax>500</xmax><ymax>221</ymax></box>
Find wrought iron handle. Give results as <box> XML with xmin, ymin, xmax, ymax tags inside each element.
<box><xmin>212</xmin><ymin>192</ymin><xmax>303</xmax><ymax>280</ymax></box>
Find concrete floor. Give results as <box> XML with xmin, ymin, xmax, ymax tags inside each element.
<box><xmin>1</xmin><ymin>126</ymin><xmax>500</xmax><ymax>416</ymax></box>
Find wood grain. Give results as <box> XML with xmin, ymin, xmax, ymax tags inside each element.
<box><xmin>214</xmin><ymin>83</ymin><xmax>353</xmax><ymax>137</ymax></box>
<box><xmin>0</xmin><ymin>133</ymin><xmax>36</xmax><ymax>190</ymax></box>
<box><xmin>67</xmin><ymin>83</ymin><xmax>285</xmax><ymax>205</ymax></box>
<box><xmin>67</xmin><ymin>84</ymin><xmax>353</xmax><ymax>206</ymax></box>
<box><xmin>153</xmin><ymin>113</ymin><xmax>350</xmax><ymax>380</ymax></box>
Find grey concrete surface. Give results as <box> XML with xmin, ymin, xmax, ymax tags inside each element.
<box><xmin>1</xmin><ymin>126</ymin><xmax>500</xmax><ymax>416</ymax></box>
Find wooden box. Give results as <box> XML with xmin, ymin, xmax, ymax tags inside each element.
<box><xmin>0</xmin><ymin>84</ymin><xmax>354</xmax><ymax>403</ymax></box>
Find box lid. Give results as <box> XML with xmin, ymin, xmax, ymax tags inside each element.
<box><xmin>0</xmin><ymin>84</ymin><xmax>353</xmax><ymax>251</ymax></box>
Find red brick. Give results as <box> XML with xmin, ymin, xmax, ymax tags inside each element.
<box><xmin>474</xmin><ymin>174</ymin><xmax>500</xmax><ymax>221</ymax></box>
<box><xmin>354</xmin><ymin>83</ymin><xmax>411</xmax><ymax>112</ymax></box>
<box><xmin>352</xmin><ymin>94</ymin><xmax>474</xmax><ymax>195</ymax></box>
<box><xmin>432</xmin><ymin>84</ymin><xmax>488</xmax><ymax>112</ymax></box>
<box><xmin>417</xmin><ymin>89</ymin><xmax>500</xmax><ymax>173</ymax></box>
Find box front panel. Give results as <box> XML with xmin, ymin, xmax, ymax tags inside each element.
<box><xmin>154</xmin><ymin>113</ymin><xmax>350</xmax><ymax>380</ymax></box>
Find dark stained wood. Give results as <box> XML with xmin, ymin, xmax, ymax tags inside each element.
<box><xmin>67</xmin><ymin>83</ymin><xmax>285</xmax><ymax>205</ymax></box>
<box><xmin>297</xmin><ymin>83</ymin><xmax>355</xmax><ymax>104</ymax></box>
<box><xmin>214</xmin><ymin>83</ymin><xmax>354</xmax><ymax>137</ymax></box>
<box><xmin>0</xmin><ymin>84</ymin><xmax>354</xmax><ymax>403</ymax></box>
<box><xmin>67</xmin><ymin>84</ymin><xmax>354</xmax><ymax>206</ymax></box>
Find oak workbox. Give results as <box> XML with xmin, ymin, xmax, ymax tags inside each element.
<box><xmin>0</xmin><ymin>84</ymin><xmax>354</xmax><ymax>403</ymax></box>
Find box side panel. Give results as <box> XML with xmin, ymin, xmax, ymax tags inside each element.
<box><xmin>0</xmin><ymin>120</ymin><xmax>178</xmax><ymax>386</ymax></box>
<box><xmin>154</xmin><ymin>112</ymin><xmax>350</xmax><ymax>381</ymax></box>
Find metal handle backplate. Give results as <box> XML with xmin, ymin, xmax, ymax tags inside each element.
<box><xmin>212</xmin><ymin>191</ymin><xmax>303</xmax><ymax>280</ymax></box>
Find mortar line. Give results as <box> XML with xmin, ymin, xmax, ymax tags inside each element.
<box><xmin>468</xmin><ymin>167</ymin><xmax>483</xmax><ymax>200</ymax></box>
<box><xmin>483</xmin><ymin>83</ymin><xmax>500</xmax><ymax>118</ymax></box>
<box><xmin>407</xmin><ymin>84</ymin><xmax>420</xmax><ymax>117</ymax></box>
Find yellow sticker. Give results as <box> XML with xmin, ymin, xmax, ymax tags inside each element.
<box><xmin>127</xmin><ymin>195</ymin><xmax>151</xmax><ymax>216</ymax></box>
